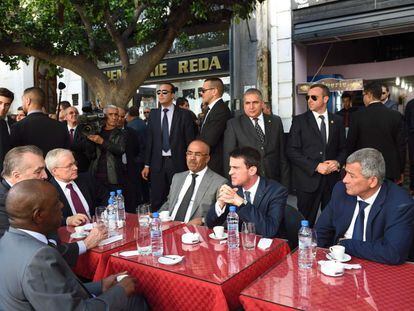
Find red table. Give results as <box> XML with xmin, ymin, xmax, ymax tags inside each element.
<box><xmin>58</xmin><ymin>213</ymin><xmax>184</xmax><ymax>280</ymax></box>
<box><xmin>101</xmin><ymin>225</ymin><xmax>290</xmax><ymax>311</ymax></box>
<box><xmin>240</xmin><ymin>248</ymin><xmax>414</xmax><ymax>310</ymax></box>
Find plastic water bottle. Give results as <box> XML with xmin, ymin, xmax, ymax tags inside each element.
<box><xmin>116</xmin><ymin>189</ymin><xmax>125</xmax><ymax>227</ymax></box>
<box><xmin>150</xmin><ymin>212</ymin><xmax>163</xmax><ymax>257</ymax></box>
<box><xmin>106</xmin><ymin>198</ymin><xmax>118</xmax><ymax>236</ymax></box>
<box><xmin>298</xmin><ymin>220</ymin><xmax>313</xmax><ymax>269</ymax></box>
<box><xmin>227</xmin><ymin>206</ymin><xmax>240</xmax><ymax>249</ymax></box>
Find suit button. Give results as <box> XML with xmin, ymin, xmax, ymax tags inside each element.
<box><xmin>261</xmin><ymin>147</ymin><xmax>264</xmax><ymax>150</ymax></box>
<box><xmin>320</xmin><ymin>152</ymin><xmax>323</xmax><ymax>154</ymax></box>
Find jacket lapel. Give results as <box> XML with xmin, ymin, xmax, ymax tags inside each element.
<box><xmin>365</xmin><ymin>183</ymin><xmax>387</xmax><ymax>241</ymax></box>
<box><xmin>327</xmin><ymin>112</ymin><xmax>335</xmax><ymax>146</ymax></box>
<box><xmin>169</xmin><ymin>105</ymin><xmax>178</xmax><ymax>140</ymax></box>
<box><xmin>336</xmin><ymin>195</ymin><xmax>358</xmax><ymax>239</ymax></box>
<box><xmin>170</xmin><ymin>172</ymin><xmax>188</xmax><ymax>212</ymax></box>
<box><xmin>306</xmin><ymin>111</ymin><xmax>323</xmax><ymax>144</ymax></box>
<box><xmin>253</xmin><ymin>177</ymin><xmax>266</xmax><ymax>208</ymax></box>
<box><xmin>190</xmin><ymin>169</ymin><xmax>212</xmax><ymax>219</ymax></box>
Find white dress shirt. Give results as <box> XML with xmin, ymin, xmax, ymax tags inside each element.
<box><xmin>312</xmin><ymin>110</ymin><xmax>329</xmax><ymax>142</ymax></box>
<box><xmin>343</xmin><ymin>186</ymin><xmax>382</xmax><ymax>241</ymax></box>
<box><xmin>171</xmin><ymin>166</ymin><xmax>208</xmax><ymax>222</ymax></box>
<box><xmin>249</xmin><ymin>113</ymin><xmax>265</xmax><ymax>134</ymax></box>
<box><xmin>55</xmin><ymin>179</ymin><xmax>91</xmax><ymax>219</ymax></box>
<box><xmin>160</xmin><ymin>103</ymin><xmax>174</xmax><ymax>156</ymax></box>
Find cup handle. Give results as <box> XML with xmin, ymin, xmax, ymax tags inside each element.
<box><xmin>329</xmin><ymin>246</ymin><xmax>334</xmax><ymax>253</ymax></box>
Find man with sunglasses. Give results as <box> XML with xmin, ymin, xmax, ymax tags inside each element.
<box><xmin>287</xmin><ymin>83</ymin><xmax>347</xmax><ymax>226</ymax></box>
<box><xmin>142</xmin><ymin>83</ymin><xmax>195</xmax><ymax>211</ymax></box>
<box><xmin>380</xmin><ymin>84</ymin><xmax>398</xmax><ymax>111</ymax></box>
<box><xmin>198</xmin><ymin>78</ymin><xmax>231</xmax><ymax>175</ymax></box>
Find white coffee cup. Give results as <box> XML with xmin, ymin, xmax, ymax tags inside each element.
<box><xmin>116</xmin><ymin>274</ymin><xmax>128</xmax><ymax>282</ymax></box>
<box><xmin>321</xmin><ymin>261</ymin><xmax>344</xmax><ymax>276</ymax></box>
<box><xmin>213</xmin><ymin>226</ymin><xmax>224</xmax><ymax>238</ymax></box>
<box><xmin>329</xmin><ymin>245</ymin><xmax>345</xmax><ymax>260</ymax></box>
<box><xmin>159</xmin><ymin>211</ymin><xmax>169</xmax><ymax>220</ymax></box>
<box><xmin>74</xmin><ymin>226</ymin><xmax>85</xmax><ymax>235</ymax></box>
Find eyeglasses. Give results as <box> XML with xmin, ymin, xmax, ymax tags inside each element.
<box><xmin>199</xmin><ymin>88</ymin><xmax>215</xmax><ymax>94</ymax></box>
<box><xmin>156</xmin><ymin>90</ymin><xmax>172</xmax><ymax>95</ymax></box>
<box><xmin>55</xmin><ymin>161</ymin><xmax>78</xmax><ymax>170</ymax></box>
<box><xmin>144</xmin><ymin>111</ymin><xmax>150</xmax><ymax>114</ymax></box>
<box><xmin>186</xmin><ymin>151</ymin><xmax>208</xmax><ymax>158</ymax></box>
<box><xmin>305</xmin><ymin>95</ymin><xmax>318</xmax><ymax>101</ymax></box>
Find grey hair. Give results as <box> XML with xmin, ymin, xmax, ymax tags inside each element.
<box><xmin>2</xmin><ymin>146</ymin><xmax>43</xmax><ymax>177</ymax></box>
<box><xmin>103</xmin><ymin>105</ymin><xmax>118</xmax><ymax>114</ymax></box>
<box><xmin>45</xmin><ymin>148</ymin><xmax>73</xmax><ymax>172</ymax></box>
<box><xmin>346</xmin><ymin>148</ymin><xmax>385</xmax><ymax>184</ymax></box>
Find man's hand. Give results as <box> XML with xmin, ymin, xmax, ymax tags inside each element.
<box><xmin>187</xmin><ymin>217</ymin><xmax>203</xmax><ymax>226</ymax></box>
<box><xmin>324</xmin><ymin>160</ymin><xmax>340</xmax><ymax>174</ymax></box>
<box><xmin>141</xmin><ymin>167</ymin><xmax>150</xmax><ymax>180</ymax></box>
<box><xmin>87</xmin><ymin>134</ymin><xmax>104</xmax><ymax>145</ymax></box>
<box><xmin>316</xmin><ymin>162</ymin><xmax>331</xmax><ymax>175</ymax></box>
<box><xmin>218</xmin><ymin>184</ymin><xmax>244</xmax><ymax>207</ymax></box>
<box><xmin>102</xmin><ymin>271</ymin><xmax>128</xmax><ymax>292</ymax></box>
<box><xmin>67</xmin><ymin>214</ymin><xmax>89</xmax><ymax>226</ymax></box>
<box><xmin>118</xmin><ymin>276</ymin><xmax>137</xmax><ymax>296</ymax></box>
<box><xmin>83</xmin><ymin>227</ymin><xmax>108</xmax><ymax>249</ymax></box>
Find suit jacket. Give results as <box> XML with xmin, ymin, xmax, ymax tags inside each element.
<box><xmin>316</xmin><ymin>180</ymin><xmax>414</xmax><ymax>265</ymax></box>
<box><xmin>0</xmin><ymin>179</ymin><xmax>11</xmax><ymax>238</ymax></box>
<box><xmin>10</xmin><ymin>112</ymin><xmax>70</xmax><ymax>155</ymax></box>
<box><xmin>50</xmin><ymin>173</ymin><xmax>107</xmax><ymax>224</ymax></box>
<box><xmin>70</xmin><ymin>126</ymin><xmax>95</xmax><ymax>172</ymax></box>
<box><xmin>0</xmin><ymin>228</ymin><xmax>128</xmax><ymax>310</ymax></box>
<box><xmin>145</xmin><ymin>106</ymin><xmax>195</xmax><ymax>173</ymax></box>
<box><xmin>384</xmin><ymin>98</ymin><xmax>398</xmax><ymax>111</ymax></box>
<box><xmin>0</xmin><ymin>119</ymin><xmax>10</xmax><ymax>173</ymax></box>
<box><xmin>346</xmin><ymin>102</ymin><xmax>405</xmax><ymax>180</ymax></box>
<box><xmin>198</xmin><ymin>99</ymin><xmax>231</xmax><ymax>175</ymax></box>
<box><xmin>286</xmin><ymin>110</ymin><xmax>347</xmax><ymax>192</ymax></box>
<box><xmin>223</xmin><ymin>113</ymin><xmax>289</xmax><ymax>187</ymax></box>
<box><xmin>159</xmin><ymin>168</ymin><xmax>227</xmax><ymax>220</ymax></box>
<box><xmin>205</xmin><ymin>177</ymin><xmax>288</xmax><ymax>238</ymax></box>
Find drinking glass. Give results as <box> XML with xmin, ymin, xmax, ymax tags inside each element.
<box><xmin>134</xmin><ymin>226</ymin><xmax>151</xmax><ymax>255</ymax></box>
<box><xmin>241</xmin><ymin>222</ymin><xmax>256</xmax><ymax>250</ymax></box>
<box><xmin>311</xmin><ymin>229</ymin><xmax>317</xmax><ymax>259</ymax></box>
<box><xmin>94</xmin><ymin>206</ymin><xmax>107</xmax><ymax>227</ymax></box>
<box><xmin>137</xmin><ymin>204</ymin><xmax>151</xmax><ymax>227</ymax></box>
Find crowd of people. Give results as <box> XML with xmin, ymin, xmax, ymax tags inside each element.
<box><xmin>0</xmin><ymin>78</ymin><xmax>414</xmax><ymax>309</ymax></box>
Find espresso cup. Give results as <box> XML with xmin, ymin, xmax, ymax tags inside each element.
<box><xmin>74</xmin><ymin>226</ymin><xmax>85</xmax><ymax>235</ymax></box>
<box><xmin>213</xmin><ymin>226</ymin><xmax>224</xmax><ymax>238</ymax></box>
<box><xmin>329</xmin><ymin>245</ymin><xmax>345</xmax><ymax>260</ymax></box>
<box><xmin>159</xmin><ymin>211</ymin><xmax>169</xmax><ymax>220</ymax></box>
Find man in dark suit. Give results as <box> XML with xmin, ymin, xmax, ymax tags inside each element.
<box><xmin>198</xmin><ymin>77</ymin><xmax>231</xmax><ymax>175</ymax></box>
<box><xmin>10</xmin><ymin>87</ymin><xmax>70</xmax><ymax>155</ymax></box>
<box><xmin>316</xmin><ymin>148</ymin><xmax>414</xmax><ymax>265</ymax></box>
<box><xmin>46</xmin><ymin>148</ymin><xmax>107</xmax><ymax>226</ymax></box>
<box><xmin>224</xmin><ymin>88</ymin><xmax>289</xmax><ymax>187</ymax></box>
<box><xmin>347</xmin><ymin>81</ymin><xmax>405</xmax><ymax>183</ymax></box>
<box><xmin>0</xmin><ymin>88</ymin><xmax>13</xmax><ymax>173</ymax></box>
<box><xmin>0</xmin><ymin>179</ymin><xmax>147</xmax><ymax>310</ymax></box>
<box><xmin>381</xmin><ymin>83</ymin><xmax>398</xmax><ymax>111</ymax></box>
<box><xmin>287</xmin><ymin>83</ymin><xmax>347</xmax><ymax>226</ymax></box>
<box><xmin>206</xmin><ymin>146</ymin><xmax>288</xmax><ymax>238</ymax></box>
<box><xmin>141</xmin><ymin>83</ymin><xmax>196</xmax><ymax>211</ymax></box>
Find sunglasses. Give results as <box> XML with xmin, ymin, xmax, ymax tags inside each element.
<box><xmin>199</xmin><ymin>88</ymin><xmax>215</xmax><ymax>94</ymax></box>
<box><xmin>156</xmin><ymin>90</ymin><xmax>172</xmax><ymax>95</ymax></box>
<box><xmin>305</xmin><ymin>95</ymin><xmax>318</xmax><ymax>101</ymax></box>
<box><xmin>382</xmin><ymin>92</ymin><xmax>387</xmax><ymax>95</ymax></box>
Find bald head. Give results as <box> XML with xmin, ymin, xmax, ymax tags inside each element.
<box><xmin>6</xmin><ymin>180</ymin><xmax>63</xmax><ymax>234</ymax></box>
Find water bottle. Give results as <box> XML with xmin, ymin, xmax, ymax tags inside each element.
<box><xmin>150</xmin><ymin>212</ymin><xmax>163</xmax><ymax>257</ymax></box>
<box><xmin>116</xmin><ymin>189</ymin><xmax>125</xmax><ymax>227</ymax></box>
<box><xmin>298</xmin><ymin>220</ymin><xmax>313</xmax><ymax>269</ymax></box>
<box><xmin>227</xmin><ymin>206</ymin><xmax>240</xmax><ymax>249</ymax></box>
<box><xmin>106</xmin><ymin>198</ymin><xmax>118</xmax><ymax>236</ymax></box>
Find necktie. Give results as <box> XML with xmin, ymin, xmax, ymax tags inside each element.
<box><xmin>201</xmin><ymin>106</ymin><xmax>210</xmax><ymax>131</ymax></box>
<box><xmin>175</xmin><ymin>174</ymin><xmax>198</xmax><ymax>221</ymax></box>
<box><xmin>319</xmin><ymin>115</ymin><xmax>327</xmax><ymax>146</ymax></box>
<box><xmin>253</xmin><ymin>118</ymin><xmax>265</xmax><ymax>144</ymax></box>
<box><xmin>162</xmin><ymin>108</ymin><xmax>170</xmax><ymax>152</ymax></box>
<box><xmin>47</xmin><ymin>240</ymin><xmax>57</xmax><ymax>248</ymax></box>
<box><xmin>66</xmin><ymin>183</ymin><xmax>87</xmax><ymax>215</ymax></box>
<box><xmin>244</xmin><ymin>191</ymin><xmax>251</xmax><ymax>204</ymax></box>
<box><xmin>69</xmin><ymin>128</ymin><xmax>75</xmax><ymax>144</ymax></box>
<box><xmin>352</xmin><ymin>200</ymin><xmax>369</xmax><ymax>241</ymax></box>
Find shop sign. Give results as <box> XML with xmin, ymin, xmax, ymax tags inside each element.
<box><xmin>296</xmin><ymin>78</ymin><xmax>364</xmax><ymax>94</ymax></box>
<box><xmin>292</xmin><ymin>0</ymin><xmax>338</xmax><ymax>10</ymax></box>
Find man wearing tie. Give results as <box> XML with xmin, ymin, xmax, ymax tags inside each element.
<box><xmin>206</xmin><ymin>146</ymin><xmax>288</xmax><ymax>238</ymax></box>
<box><xmin>159</xmin><ymin>140</ymin><xmax>227</xmax><ymax>225</ymax></box>
<box><xmin>141</xmin><ymin>83</ymin><xmax>195</xmax><ymax>211</ymax></box>
<box><xmin>316</xmin><ymin>148</ymin><xmax>414</xmax><ymax>265</ymax></box>
<box><xmin>46</xmin><ymin>148</ymin><xmax>107</xmax><ymax>226</ymax></box>
<box><xmin>0</xmin><ymin>88</ymin><xmax>13</xmax><ymax>172</ymax></box>
<box><xmin>287</xmin><ymin>83</ymin><xmax>347</xmax><ymax>226</ymax></box>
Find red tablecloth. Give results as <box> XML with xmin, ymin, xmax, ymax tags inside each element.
<box><xmin>240</xmin><ymin>248</ymin><xmax>414</xmax><ymax>310</ymax></box>
<box><xmin>101</xmin><ymin>225</ymin><xmax>290</xmax><ymax>311</ymax></box>
<box><xmin>58</xmin><ymin>213</ymin><xmax>184</xmax><ymax>280</ymax></box>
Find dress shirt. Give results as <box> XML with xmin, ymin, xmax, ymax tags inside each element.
<box><xmin>311</xmin><ymin>109</ymin><xmax>329</xmax><ymax>142</ymax></box>
<box><xmin>171</xmin><ymin>166</ymin><xmax>207</xmax><ymax>222</ymax></box>
<box><xmin>5</xmin><ymin>116</ymin><xmax>11</xmax><ymax>134</ymax></box>
<box><xmin>67</xmin><ymin>125</ymin><xmax>77</xmax><ymax>133</ymax></box>
<box><xmin>343</xmin><ymin>186</ymin><xmax>382</xmax><ymax>241</ymax></box>
<box><xmin>55</xmin><ymin>178</ymin><xmax>91</xmax><ymax>219</ymax></box>
<box><xmin>27</xmin><ymin>109</ymin><xmax>44</xmax><ymax>116</ymax></box>
<box><xmin>249</xmin><ymin>113</ymin><xmax>265</xmax><ymax>134</ymax></box>
<box><xmin>215</xmin><ymin>176</ymin><xmax>261</xmax><ymax>217</ymax></box>
<box><xmin>160</xmin><ymin>103</ymin><xmax>174</xmax><ymax>156</ymax></box>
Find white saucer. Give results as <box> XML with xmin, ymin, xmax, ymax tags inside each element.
<box><xmin>160</xmin><ymin>216</ymin><xmax>172</xmax><ymax>222</ymax></box>
<box><xmin>182</xmin><ymin>239</ymin><xmax>200</xmax><ymax>245</ymax></box>
<box><xmin>326</xmin><ymin>253</ymin><xmax>351</xmax><ymax>262</ymax></box>
<box><xmin>158</xmin><ymin>255</ymin><xmax>183</xmax><ymax>265</ymax></box>
<box><xmin>321</xmin><ymin>269</ymin><xmax>344</xmax><ymax>277</ymax></box>
<box><xmin>209</xmin><ymin>232</ymin><xmax>228</xmax><ymax>240</ymax></box>
<box><xmin>70</xmin><ymin>232</ymin><xmax>88</xmax><ymax>239</ymax></box>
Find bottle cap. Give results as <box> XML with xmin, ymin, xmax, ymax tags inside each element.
<box><xmin>301</xmin><ymin>220</ymin><xmax>309</xmax><ymax>227</ymax></box>
<box><xmin>110</xmin><ymin>191</ymin><xmax>115</xmax><ymax>196</ymax></box>
<box><xmin>153</xmin><ymin>212</ymin><xmax>159</xmax><ymax>218</ymax></box>
<box><xmin>116</xmin><ymin>189</ymin><xmax>122</xmax><ymax>194</ymax></box>
<box><xmin>229</xmin><ymin>206</ymin><xmax>236</xmax><ymax>212</ymax></box>
<box><xmin>108</xmin><ymin>198</ymin><xmax>113</xmax><ymax>204</ymax></box>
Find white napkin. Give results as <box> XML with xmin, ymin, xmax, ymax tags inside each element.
<box><xmin>119</xmin><ymin>250</ymin><xmax>140</xmax><ymax>257</ymax></box>
<box><xmin>98</xmin><ymin>234</ymin><xmax>123</xmax><ymax>246</ymax></box>
<box><xmin>318</xmin><ymin>260</ymin><xmax>362</xmax><ymax>270</ymax></box>
<box><xmin>181</xmin><ymin>232</ymin><xmax>200</xmax><ymax>244</ymax></box>
<box><xmin>257</xmin><ymin>238</ymin><xmax>272</xmax><ymax>250</ymax></box>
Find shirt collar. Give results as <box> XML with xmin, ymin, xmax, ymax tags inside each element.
<box><xmin>249</xmin><ymin>113</ymin><xmax>264</xmax><ymax>122</ymax></box>
<box><xmin>243</xmin><ymin>176</ymin><xmax>260</xmax><ymax>196</ymax></box>
<box><xmin>189</xmin><ymin>166</ymin><xmax>208</xmax><ymax>179</ymax></box>
<box><xmin>55</xmin><ymin>178</ymin><xmax>75</xmax><ymax>191</ymax></box>
<box><xmin>27</xmin><ymin>109</ymin><xmax>43</xmax><ymax>116</ymax></box>
<box><xmin>311</xmin><ymin>109</ymin><xmax>328</xmax><ymax>121</ymax></box>
<box><xmin>357</xmin><ymin>186</ymin><xmax>382</xmax><ymax>205</ymax></box>
<box><xmin>67</xmin><ymin>124</ymin><xmax>77</xmax><ymax>131</ymax></box>
<box><xmin>208</xmin><ymin>97</ymin><xmax>222</xmax><ymax>110</ymax></box>
<box><xmin>18</xmin><ymin>228</ymin><xmax>48</xmax><ymax>244</ymax></box>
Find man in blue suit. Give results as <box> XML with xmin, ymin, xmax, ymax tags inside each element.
<box><xmin>206</xmin><ymin>146</ymin><xmax>288</xmax><ymax>238</ymax></box>
<box><xmin>316</xmin><ymin>148</ymin><xmax>414</xmax><ymax>265</ymax></box>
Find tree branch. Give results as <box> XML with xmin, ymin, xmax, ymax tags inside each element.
<box><xmin>72</xmin><ymin>3</ymin><xmax>96</xmax><ymax>51</ymax></box>
<box><xmin>122</xmin><ymin>1</ymin><xmax>146</xmax><ymax>40</ymax></box>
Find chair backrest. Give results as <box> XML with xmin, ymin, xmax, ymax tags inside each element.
<box><xmin>284</xmin><ymin>204</ymin><xmax>304</xmax><ymax>250</ymax></box>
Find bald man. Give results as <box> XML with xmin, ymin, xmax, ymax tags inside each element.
<box><xmin>0</xmin><ymin>180</ymin><xmax>148</xmax><ymax>310</ymax></box>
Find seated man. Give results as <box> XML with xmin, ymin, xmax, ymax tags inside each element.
<box><xmin>316</xmin><ymin>148</ymin><xmax>414</xmax><ymax>265</ymax></box>
<box><xmin>46</xmin><ymin>148</ymin><xmax>107</xmax><ymax>226</ymax></box>
<box><xmin>159</xmin><ymin>140</ymin><xmax>227</xmax><ymax>225</ymax></box>
<box><xmin>0</xmin><ymin>180</ymin><xmax>147</xmax><ymax>310</ymax></box>
<box><xmin>206</xmin><ymin>146</ymin><xmax>288</xmax><ymax>238</ymax></box>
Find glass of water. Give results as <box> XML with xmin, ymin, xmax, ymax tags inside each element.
<box><xmin>311</xmin><ymin>229</ymin><xmax>317</xmax><ymax>259</ymax></box>
<box><xmin>241</xmin><ymin>222</ymin><xmax>256</xmax><ymax>250</ymax></box>
<box><xmin>134</xmin><ymin>226</ymin><xmax>151</xmax><ymax>255</ymax></box>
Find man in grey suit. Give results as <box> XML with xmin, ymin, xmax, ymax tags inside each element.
<box><xmin>159</xmin><ymin>139</ymin><xmax>227</xmax><ymax>225</ymax></box>
<box><xmin>0</xmin><ymin>179</ymin><xmax>147</xmax><ymax>310</ymax></box>
<box><xmin>224</xmin><ymin>88</ymin><xmax>289</xmax><ymax>187</ymax></box>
